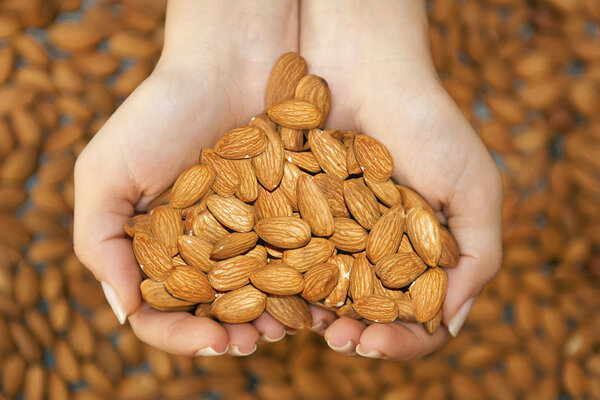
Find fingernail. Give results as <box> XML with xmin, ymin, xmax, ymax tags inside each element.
<box><xmin>195</xmin><ymin>346</ymin><xmax>228</xmax><ymax>357</ymax></box>
<box><xmin>261</xmin><ymin>331</ymin><xmax>285</xmax><ymax>343</ymax></box>
<box><xmin>327</xmin><ymin>339</ymin><xmax>356</xmax><ymax>355</ymax></box>
<box><xmin>356</xmin><ymin>344</ymin><xmax>383</xmax><ymax>359</ymax></box>
<box><xmin>286</xmin><ymin>329</ymin><xmax>298</xmax><ymax>336</ymax></box>
<box><xmin>312</xmin><ymin>320</ymin><xmax>327</xmax><ymax>332</ymax></box>
<box><xmin>448</xmin><ymin>297</ymin><xmax>476</xmax><ymax>338</ymax></box>
<box><xmin>228</xmin><ymin>344</ymin><xmax>257</xmax><ymax>357</ymax></box>
<box><xmin>101</xmin><ymin>281</ymin><xmax>126</xmax><ymax>325</ymax></box>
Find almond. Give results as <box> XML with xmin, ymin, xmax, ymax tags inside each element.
<box><xmin>294</xmin><ymin>74</ymin><xmax>331</xmax><ymax>127</ymax></box>
<box><xmin>374</xmin><ymin>252</ymin><xmax>427</xmax><ymax>289</ymax></box>
<box><xmin>308</xmin><ymin>129</ymin><xmax>348</xmax><ymax>180</ymax></box>
<box><xmin>265</xmin><ymin>295</ymin><xmax>312</xmax><ymax>329</ymax></box>
<box><xmin>349</xmin><ymin>253</ymin><xmax>374</xmax><ymax>300</ymax></box>
<box><xmin>251</xmin><ymin>117</ymin><xmax>285</xmax><ymax>191</ymax></box>
<box><xmin>439</xmin><ymin>226</ymin><xmax>460</xmax><ymax>268</ymax></box>
<box><xmin>250</xmin><ymin>265</ymin><xmax>304</xmax><ymax>295</ymax></box>
<box><xmin>150</xmin><ymin>205</ymin><xmax>182</xmax><ymax>256</ymax></box>
<box><xmin>214</xmin><ymin>126</ymin><xmax>267</xmax><ymax>159</ymax></box>
<box><xmin>297</xmin><ymin>174</ymin><xmax>334</xmax><ymax>237</ymax></box>
<box><xmin>365</xmin><ymin>205</ymin><xmax>404</xmax><ymax>264</ymax></box>
<box><xmin>253</xmin><ymin>216</ymin><xmax>311</xmax><ymax>249</ymax></box>
<box><xmin>280</xmin><ymin>162</ymin><xmax>306</xmax><ymax>211</ymax></box>
<box><xmin>284</xmin><ymin>150</ymin><xmax>321</xmax><ymax>173</ymax></box>
<box><xmin>147</xmin><ymin>186</ymin><xmax>171</xmax><ymax>211</ymax></box>
<box><xmin>265</xmin><ymin>52</ymin><xmax>308</xmax><ymax>108</ymax></box>
<box><xmin>245</xmin><ymin>244</ymin><xmax>268</xmax><ymax>262</ymax></box>
<box><xmin>140</xmin><ymin>280</ymin><xmax>195</xmax><ymax>312</ymax></box>
<box><xmin>190</xmin><ymin>210</ymin><xmax>228</xmax><ymax>244</ymax></box>
<box><xmin>352</xmin><ymin>134</ymin><xmax>394</xmax><ymax>182</ymax></box>
<box><xmin>336</xmin><ymin>303</ymin><xmax>361</xmax><ymax>319</ymax></box>
<box><xmin>200</xmin><ymin>149</ymin><xmax>240</xmax><ymax>197</ymax></box>
<box><xmin>210</xmin><ymin>232</ymin><xmax>258</xmax><ymax>260</ymax></box>
<box><xmin>345</xmin><ymin>136</ymin><xmax>363</xmax><ymax>175</ymax></box>
<box><xmin>313</xmin><ymin>173</ymin><xmax>350</xmax><ymax>218</ymax></box>
<box><xmin>424</xmin><ymin>309</ymin><xmax>442</xmax><ymax>334</ymax></box>
<box><xmin>177</xmin><ymin>235</ymin><xmax>214</xmax><ymax>273</ymax></box>
<box><xmin>234</xmin><ymin>159</ymin><xmax>259</xmax><ymax>203</ymax></box>
<box><xmin>206</xmin><ymin>195</ymin><xmax>255</xmax><ymax>233</ymax></box>
<box><xmin>194</xmin><ymin>303</ymin><xmax>213</xmax><ymax>318</ymax></box>
<box><xmin>353</xmin><ymin>295</ymin><xmax>398</xmax><ymax>323</ymax></box>
<box><xmin>133</xmin><ymin>233</ymin><xmax>173</xmax><ymax>281</ymax></box>
<box><xmin>279</xmin><ymin>126</ymin><xmax>304</xmax><ymax>151</ymax></box>
<box><xmin>409</xmin><ymin>267</ymin><xmax>447</xmax><ymax>323</ymax></box>
<box><xmin>267</xmin><ymin>100</ymin><xmax>322</xmax><ymax>130</ymax></box>
<box><xmin>124</xmin><ymin>214</ymin><xmax>151</xmax><ymax>237</ymax></box>
<box><xmin>364</xmin><ymin>176</ymin><xmax>402</xmax><ymax>207</ymax></box>
<box><xmin>301</xmin><ymin>263</ymin><xmax>338</xmax><ymax>302</ymax></box>
<box><xmin>164</xmin><ymin>265</ymin><xmax>216</xmax><ymax>303</ymax></box>
<box><xmin>211</xmin><ymin>285</ymin><xmax>266</xmax><ymax>324</ymax></box>
<box><xmin>329</xmin><ymin>218</ymin><xmax>368</xmax><ymax>253</ymax></box>
<box><xmin>324</xmin><ymin>254</ymin><xmax>354</xmax><ymax>308</ymax></box>
<box><xmin>405</xmin><ymin>208</ymin><xmax>442</xmax><ymax>266</ymax></box>
<box><xmin>343</xmin><ymin>179</ymin><xmax>382</xmax><ymax>230</ymax></box>
<box><xmin>282</xmin><ymin>237</ymin><xmax>336</xmax><ymax>272</ymax></box>
<box><xmin>395</xmin><ymin>297</ymin><xmax>417</xmax><ymax>322</ymax></box>
<box><xmin>207</xmin><ymin>255</ymin><xmax>264</xmax><ymax>292</ymax></box>
<box><xmin>397</xmin><ymin>184</ymin><xmax>436</xmax><ymax>215</ymax></box>
<box><xmin>255</xmin><ymin>185</ymin><xmax>293</xmax><ymax>220</ymax></box>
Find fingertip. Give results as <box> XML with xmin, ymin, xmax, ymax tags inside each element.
<box><xmin>222</xmin><ymin>323</ymin><xmax>260</xmax><ymax>356</ymax></box>
<box><xmin>252</xmin><ymin>312</ymin><xmax>286</xmax><ymax>343</ymax></box>
<box><xmin>324</xmin><ymin>317</ymin><xmax>365</xmax><ymax>349</ymax></box>
<box><xmin>309</xmin><ymin>305</ymin><xmax>336</xmax><ymax>334</ymax></box>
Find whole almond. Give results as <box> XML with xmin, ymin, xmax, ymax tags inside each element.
<box><xmin>206</xmin><ymin>195</ymin><xmax>255</xmax><ymax>233</ymax></box>
<box><xmin>301</xmin><ymin>263</ymin><xmax>338</xmax><ymax>302</ymax></box>
<box><xmin>424</xmin><ymin>309</ymin><xmax>442</xmax><ymax>334</ymax></box>
<box><xmin>133</xmin><ymin>233</ymin><xmax>173</xmax><ymax>281</ymax></box>
<box><xmin>366</xmin><ymin>205</ymin><xmax>405</xmax><ymax>264</ymax></box>
<box><xmin>330</xmin><ymin>218</ymin><xmax>368</xmax><ymax>252</ymax></box>
<box><xmin>282</xmin><ymin>237</ymin><xmax>336</xmax><ymax>272</ymax></box>
<box><xmin>200</xmin><ymin>149</ymin><xmax>240</xmax><ymax>197</ymax></box>
<box><xmin>349</xmin><ymin>253</ymin><xmax>374</xmax><ymax>300</ymax></box>
<box><xmin>397</xmin><ymin>184</ymin><xmax>436</xmax><ymax>215</ymax></box>
<box><xmin>280</xmin><ymin>162</ymin><xmax>307</xmax><ymax>211</ymax></box>
<box><xmin>352</xmin><ymin>134</ymin><xmax>394</xmax><ymax>182</ymax></box>
<box><xmin>208</xmin><ymin>255</ymin><xmax>264</xmax><ymax>292</ymax></box>
<box><xmin>255</xmin><ymin>185</ymin><xmax>293</xmax><ymax>220</ymax></box>
<box><xmin>267</xmin><ymin>99</ymin><xmax>322</xmax><ymax>130</ymax></box>
<box><xmin>170</xmin><ymin>164</ymin><xmax>215</xmax><ymax>209</ymax></box>
<box><xmin>343</xmin><ymin>179</ymin><xmax>382</xmax><ymax>230</ymax></box>
<box><xmin>297</xmin><ymin>174</ymin><xmax>334</xmax><ymax>237</ymax></box>
<box><xmin>140</xmin><ymin>280</ymin><xmax>195</xmax><ymax>312</ymax></box>
<box><xmin>313</xmin><ymin>173</ymin><xmax>350</xmax><ymax>218</ymax></box>
<box><xmin>405</xmin><ymin>207</ymin><xmax>442</xmax><ymax>266</ymax></box>
<box><xmin>409</xmin><ymin>267</ymin><xmax>447</xmax><ymax>323</ymax></box>
<box><xmin>210</xmin><ymin>232</ymin><xmax>258</xmax><ymax>260</ymax></box>
<box><xmin>279</xmin><ymin>126</ymin><xmax>304</xmax><ymax>151</ymax></box>
<box><xmin>364</xmin><ymin>177</ymin><xmax>401</xmax><ymax>207</ymax></box>
<box><xmin>265</xmin><ymin>52</ymin><xmax>308</xmax><ymax>108</ymax></box>
<box><xmin>374</xmin><ymin>252</ymin><xmax>427</xmax><ymax>289</ymax></box>
<box><xmin>308</xmin><ymin>129</ymin><xmax>348</xmax><ymax>180</ymax></box>
<box><xmin>353</xmin><ymin>295</ymin><xmax>398</xmax><ymax>323</ymax></box>
<box><xmin>211</xmin><ymin>285</ymin><xmax>267</xmax><ymax>324</ymax></box>
<box><xmin>164</xmin><ymin>265</ymin><xmax>216</xmax><ymax>303</ymax></box>
<box><xmin>251</xmin><ymin>117</ymin><xmax>285</xmax><ymax>191</ymax></box>
<box><xmin>234</xmin><ymin>159</ymin><xmax>259</xmax><ymax>203</ymax></box>
<box><xmin>190</xmin><ymin>210</ymin><xmax>228</xmax><ymax>244</ymax></box>
<box><xmin>294</xmin><ymin>74</ymin><xmax>331</xmax><ymax>126</ymax></box>
<box><xmin>250</xmin><ymin>265</ymin><xmax>304</xmax><ymax>295</ymax></box>
<box><xmin>254</xmin><ymin>216</ymin><xmax>311</xmax><ymax>249</ymax></box>
<box><xmin>177</xmin><ymin>235</ymin><xmax>214</xmax><ymax>272</ymax></box>
<box><xmin>324</xmin><ymin>254</ymin><xmax>354</xmax><ymax>308</ymax></box>
<box><xmin>214</xmin><ymin>126</ymin><xmax>267</xmax><ymax>159</ymax></box>
<box><xmin>265</xmin><ymin>295</ymin><xmax>312</xmax><ymax>329</ymax></box>
<box><xmin>284</xmin><ymin>150</ymin><xmax>321</xmax><ymax>173</ymax></box>
<box><xmin>439</xmin><ymin>226</ymin><xmax>460</xmax><ymax>268</ymax></box>
<box><xmin>150</xmin><ymin>205</ymin><xmax>182</xmax><ymax>256</ymax></box>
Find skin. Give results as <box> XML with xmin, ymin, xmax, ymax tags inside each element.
<box><xmin>74</xmin><ymin>0</ymin><xmax>502</xmax><ymax>359</ymax></box>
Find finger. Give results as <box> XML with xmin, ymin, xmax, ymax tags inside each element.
<box><xmin>358</xmin><ymin>322</ymin><xmax>448</xmax><ymax>360</ymax></box>
<box><xmin>223</xmin><ymin>323</ymin><xmax>259</xmax><ymax>356</ymax></box>
<box><xmin>252</xmin><ymin>312</ymin><xmax>286</xmax><ymax>343</ymax></box>
<box><xmin>128</xmin><ymin>304</ymin><xmax>228</xmax><ymax>356</ymax></box>
<box><xmin>309</xmin><ymin>306</ymin><xmax>337</xmax><ymax>334</ymax></box>
<box><xmin>323</xmin><ymin>317</ymin><xmax>365</xmax><ymax>355</ymax></box>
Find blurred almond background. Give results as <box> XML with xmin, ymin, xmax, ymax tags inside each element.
<box><xmin>0</xmin><ymin>0</ymin><xmax>599</xmax><ymax>399</ymax></box>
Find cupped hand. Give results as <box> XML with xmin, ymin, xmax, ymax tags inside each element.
<box><xmin>74</xmin><ymin>0</ymin><xmax>299</xmax><ymax>356</ymax></box>
<box><xmin>300</xmin><ymin>0</ymin><xmax>503</xmax><ymax>359</ymax></box>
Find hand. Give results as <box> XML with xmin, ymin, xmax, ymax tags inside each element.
<box><xmin>300</xmin><ymin>0</ymin><xmax>503</xmax><ymax>359</ymax></box>
<box><xmin>74</xmin><ymin>0</ymin><xmax>299</xmax><ymax>357</ymax></box>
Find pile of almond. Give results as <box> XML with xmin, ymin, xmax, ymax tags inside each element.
<box><xmin>127</xmin><ymin>53</ymin><xmax>458</xmax><ymax>334</ymax></box>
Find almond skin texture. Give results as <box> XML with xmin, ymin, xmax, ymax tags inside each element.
<box><xmin>395</xmin><ymin>297</ymin><xmax>417</xmax><ymax>322</ymax></box>
<box><xmin>279</xmin><ymin>126</ymin><xmax>304</xmax><ymax>151</ymax></box>
<box><xmin>364</xmin><ymin>177</ymin><xmax>402</xmax><ymax>207</ymax></box>
<box><xmin>284</xmin><ymin>150</ymin><xmax>321</xmax><ymax>173</ymax></box>
<box><xmin>365</xmin><ymin>205</ymin><xmax>405</xmax><ymax>264</ymax></box>
<box><xmin>343</xmin><ymin>179</ymin><xmax>382</xmax><ymax>230</ymax></box>
<box><xmin>313</xmin><ymin>173</ymin><xmax>349</xmax><ymax>218</ymax></box>
<box><xmin>308</xmin><ymin>129</ymin><xmax>349</xmax><ymax>180</ymax></box>
<box><xmin>324</xmin><ymin>254</ymin><xmax>354</xmax><ymax>308</ymax></box>
<box><xmin>267</xmin><ymin>99</ymin><xmax>322</xmax><ymax>130</ymax></box>
<box><xmin>210</xmin><ymin>232</ymin><xmax>259</xmax><ymax>260</ymax></box>
<box><xmin>265</xmin><ymin>295</ymin><xmax>312</xmax><ymax>329</ymax></box>
<box><xmin>282</xmin><ymin>237</ymin><xmax>336</xmax><ymax>272</ymax></box>
<box><xmin>280</xmin><ymin>162</ymin><xmax>306</xmax><ymax>211</ymax></box>
<box><xmin>140</xmin><ymin>280</ymin><xmax>195</xmax><ymax>312</ymax></box>
<box><xmin>353</xmin><ymin>295</ymin><xmax>398</xmax><ymax>323</ymax></box>
<box><xmin>211</xmin><ymin>285</ymin><xmax>267</xmax><ymax>324</ymax></box>
<box><xmin>150</xmin><ymin>205</ymin><xmax>182</xmax><ymax>257</ymax></box>
<box><xmin>254</xmin><ymin>216</ymin><xmax>311</xmax><ymax>249</ymax></box>
<box><xmin>206</xmin><ymin>195</ymin><xmax>255</xmax><ymax>233</ymax></box>
<box><xmin>265</xmin><ymin>52</ymin><xmax>308</xmax><ymax>108</ymax></box>
<box><xmin>255</xmin><ymin>185</ymin><xmax>293</xmax><ymax>220</ymax></box>
<box><xmin>397</xmin><ymin>184</ymin><xmax>436</xmax><ymax>215</ymax></box>
<box><xmin>251</xmin><ymin>116</ymin><xmax>285</xmax><ymax>190</ymax></box>
<box><xmin>124</xmin><ymin>214</ymin><xmax>151</xmax><ymax>237</ymax></box>
<box><xmin>133</xmin><ymin>233</ymin><xmax>173</xmax><ymax>281</ymax></box>
<box><xmin>301</xmin><ymin>263</ymin><xmax>339</xmax><ymax>302</ymax></box>
<box><xmin>234</xmin><ymin>159</ymin><xmax>259</xmax><ymax>203</ymax></box>
<box><xmin>349</xmin><ymin>253</ymin><xmax>374</xmax><ymax>300</ymax></box>
<box><xmin>245</xmin><ymin>245</ymin><xmax>268</xmax><ymax>262</ymax></box>
<box><xmin>208</xmin><ymin>256</ymin><xmax>264</xmax><ymax>292</ymax></box>
<box><xmin>294</xmin><ymin>74</ymin><xmax>331</xmax><ymax>127</ymax></box>
<box><xmin>250</xmin><ymin>265</ymin><xmax>304</xmax><ymax>295</ymax></box>
<box><xmin>424</xmin><ymin>309</ymin><xmax>442</xmax><ymax>334</ymax></box>
<box><xmin>164</xmin><ymin>265</ymin><xmax>216</xmax><ymax>303</ymax></box>
<box><xmin>352</xmin><ymin>134</ymin><xmax>394</xmax><ymax>182</ymax></box>
<box><xmin>330</xmin><ymin>218</ymin><xmax>368</xmax><ymax>252</ymax></box>
<box><xmin>439</xmin><ymin>226</ymin><xmax>460</xmax><ymax>268</ymax></box>
<box><xmin>170</xmin><ymin>164</ymin><xmax>215</xmax><ymax>209</ymax></box>
<box><xmin>409</xmin><ymin>267</ymin><xmax>448</xmax><ymax>323</ymax></box>
<box><xmin>214</xmin><ymin>126</ymin><xmax>267</xmax><ymax>159</ymax></box>
<box><xmin>297</xmin><ymin>174</ymin><xmax>335</xmax><ymax>237</ymax></box>
<box><xmin>405</xmin><ymin>207</ymin><xmax>442</xmax><ymax>266</ymax></box>
<box><xmin>177</xmin><ymin>235</ymin><xmax>214</xmax><ymax>273</ymax></box>
<box><xmin>190</xmin><ymin>210</ymin><xmax>228</xmax><ymax>244</ymax></box>
<box><xmin>374</xmin><ymin>252</ymin><xmax>427</xmax><ymax>289</ymax></box>
<box><xmin>200</xmin><ymin>149</ymin><xmax>240</xmax><ymax>197</ymax></box>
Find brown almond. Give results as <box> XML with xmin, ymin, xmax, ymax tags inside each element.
<box><xmin>294</xmin><ymin>74</ymin><xmax>331</xmax><ymax>126</ymax></box>
<box><xmin>191</xmin><ymin>210</ymin><xmax>228</xmax><ymax>244</ymax></box>
<box><xmin>267</xmin><ymin>99</ymin><xmax>322</xmax><ymax>129</ymax></box>
<box><xmin>397</xmin><ymin>184</ymin><xmax>436</xmax><ymax>215</ymax></box>
<box><xmin>353</xmin><ymin>134</ymin><xmax>393</xmax><ymax>182</ymax></box>
<box><xmin>250</xmin><ymin>265</ymin><xmax>304</xmax><ymax>295</ymax></box>
<box><xmin>297</xmin><ymin>174</ymin><xmax>334</xmax><ymax>237</ymax></box>
<box><xmin>280</xmin><ymin>162</ymin><xmax>306</xmax><ymax>211</ymax></box>
<box><xmin>265</xmin><ymin>52</ymin><xmax>308</xmax><ymax>108</ymax></box>
<box><xmin>164</xmin><ymin>265</ymin><xmax>216</xmax><ymax>303</ymax></box>
<box><xmin>200</xmin><ymin>149</ymin><xmax>240</xmax><ymax>197</ymax></box>
<box><xmin>353</xmin><ymin>295</ymin><xmax>398</xmax><ymax>323</ymax></box>
<box><xmin>279</xmin><ymin>126</ymin><xmax>304</xmax><ymax>151</ymax></box>
<box><xmin>345</xmin><ymin>136</ymin><xmax>363</xmax><ymax>175</ymax></box>
<box><xmin>330</xmin><ymin>218</ymin><xmax>368</xmax><ymax>253</ymax></box>
<box><xmin>254</xmin><ymin>216</ymin><xmax>311</xmax><ymax>249</ymax></box>
<box><xmin>439</xmin><ymin>226</ymin><xmax>460</xmax><ymax>268</ymax></box>
<box><xmin>313</xmin><ymin>173</ymin><xmax>350</xmax><ymax>218</ymax></box>
<box><xmin>343</xmin><ymin>179</ymin><xmax>382</xmax><ymax>230</ymax></box>
<box><xmin>255</xmin><ymin>185</ymin><xmax>293</xmax><ymax>220</ymax></box>
<box><xmin>140</xmin><ymin>280</ymin><xmax>195</xmax><ymax>312</ymax></box>
<box><xmin>409</xmin><ymin>267</ymin><xmax>447</xmax><ymax>323</ymax></box>
<box><xmin>133</xmin><ymin>234</ymin><xmax>173</xmax><ymax>281</ymax></box>
<box><xmin>282</xmin><ymin>238</ymin><xmax>336</xmax><ymax>272</ymax></box>
<box><xmin>124</xmin><ymin>214</ymin><xmax>151</xmax><ymax>237</ymax></box>
<box><xmin>170</xmin><ymin>164</ymin><xmax>215</xmax><ymax>209</ymax></box>
<box><xmin>251</xmin><ymin>117</ymin><xmax>285</xmax><ymax>190</ymax></box>
<box><xmin>374</xmin><ymin>252</ymin><xmax>427</xmax><ymax>289</ymax></box>
<box><xmin>234</xmin><ymin>159</ymin><xmax>259</xmax><ymax>203</ymax></box>
<box><xmin>211</xmin><ymin>285</ymin><xmax>267</xmax><ymax>324</ymax></box>
<box><xmin>365</xmin><ymin>205</ymin><xmax>405</xmax><ymax>264</ymax></box>
<box><xmin>336</xmin><ymin>303</ymin><xmax>361</xmax><ymax>319</ymax></box>
<box><xmin>308</xmin><ymin>129</ymin><xmax>348</xmax><ymax>180</ymax></box>
<box><xmin>424</xmin><ymin>309</ymin><xmax>442</xmax><ymax>334</ymax></box>
<box><xmin>208</xmin><ymin>256</ymin><xmax>264</xmax><ymax>292</ymax></box>
<box><xmin>177</xmin><ymin>235</ymin><xmax>214</xmax><ymax>272</ymax></box>
<box><xmin>349</xmin><ymin>253</ymin><xmax>374</xmax><ymax>300</ymax></box>
<box><xmin>405</xmin><ymin>208</ymin><xmax>442</xmax><ymax>266</ymax></box>
<box><xmin>301</xmin><ymin>263</ymin><xmax>338</xmax><ymax>302</ymax></box>
<box><xmin>214</xmin><ymin>126</ymin><xmax>267</xmax><ymax>159</ymax></box>
<box><xmin>324</xmin><ymin>254</ymin><xmax>354</xmax><ymax>308</ymax></box>
<box><xmin>206</xmin><ymin>195</ymin><xmax>255</xmax><ymax>233</ymax></box>
<box><xmin>150</xmin><ymin>205</ymin><xmax>182</xmax><ymax>256</ymax></box>
<box><xmin>284</xmin><ymin>150</ymin><xmax>321</xmax><ymax>173</ymax></box>
<box><xmin>245</xmin><ymin>245</ymin><xmax>268</xmax><ymax>262</ymax></box>
<box><xmin>265</xmin><ymin>295</ymin><xmax>312</xmax><ymax>329</ymax></box>
<box><xmin>395</xmin><ymin>297</ymin><xmax>417</xmax><ymax>322</ymax></box>
<box><xmin>364</xmin><ymin>176</ymin><xmax>402</xmax><ymax>207</ymax></box>
<box><xmin>210</xmin><ymin>232</ymin><xmax>258</xmax><ymax>260</ymax></box>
